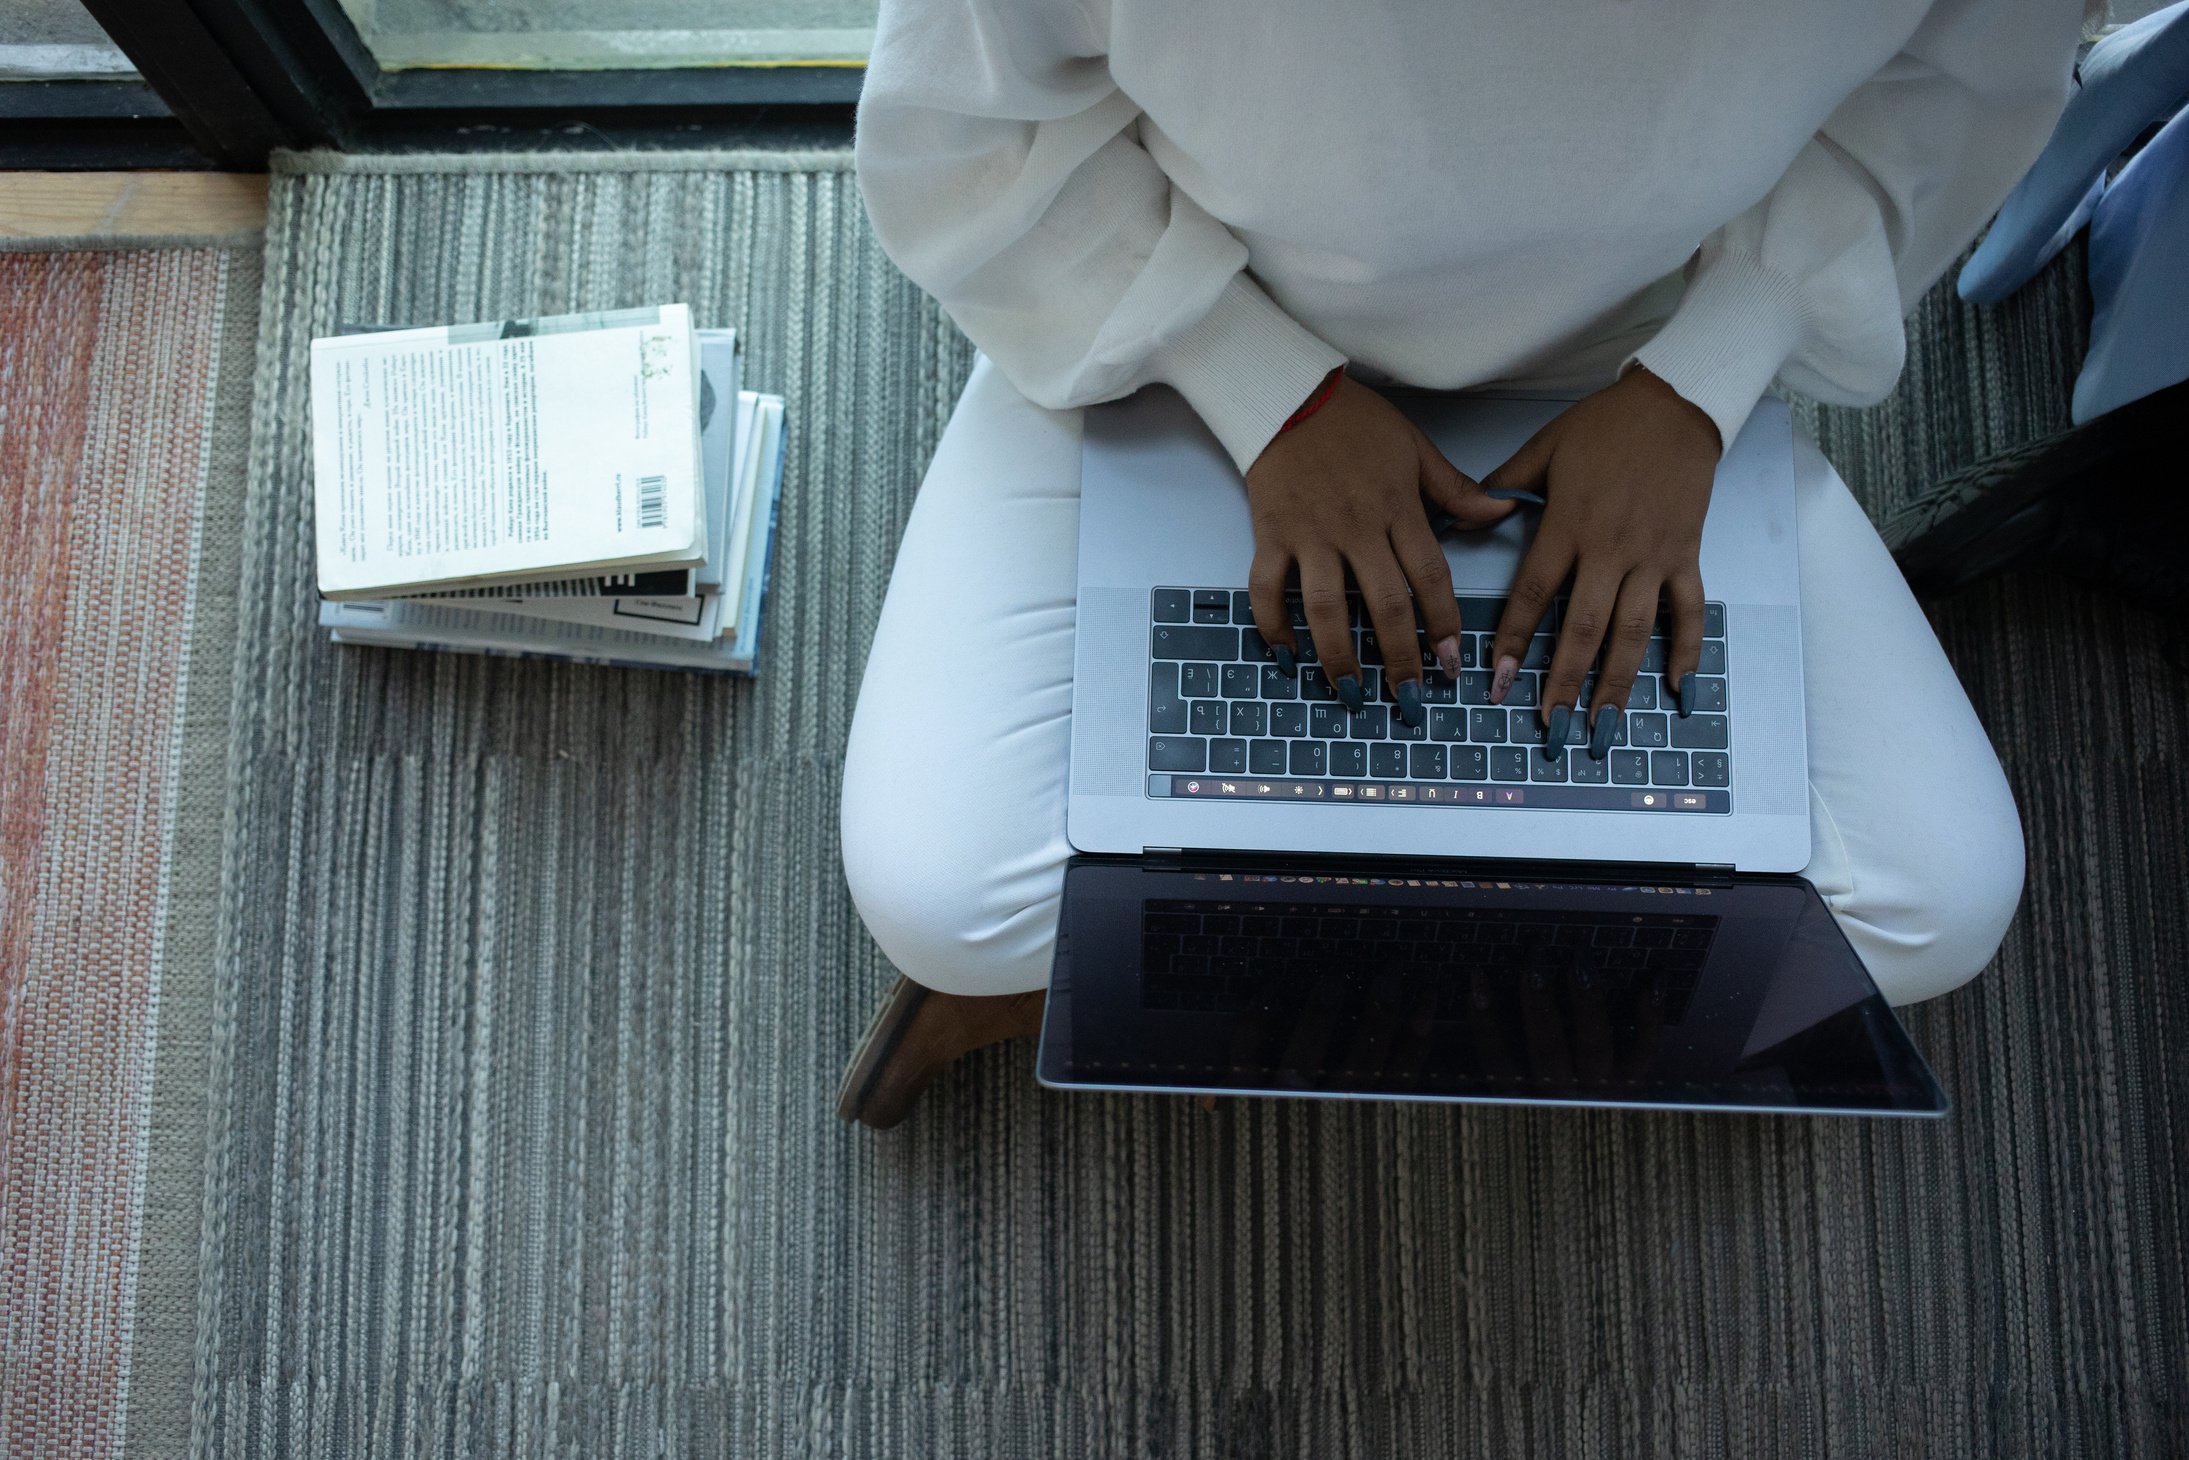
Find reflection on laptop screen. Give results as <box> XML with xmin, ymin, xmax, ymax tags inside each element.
<box><xmin>1041</xmin><ymin>863</ymin><xmax>1947</xmax><ymax>1117</ymax></box>
<box><xmin>1140</xmin><ymin>895</ymin><xmax>1717</xmax><ymax>1089</ymax></box>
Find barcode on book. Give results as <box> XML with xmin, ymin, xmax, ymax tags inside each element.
<box><xmin>637</xmin><ymin>473</ymin><xmax>667</xmax><ymax>529</ymax></box>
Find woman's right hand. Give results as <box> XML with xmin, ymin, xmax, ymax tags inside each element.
<box><xmin>1244</xmin><ymin>375</ymin><xmax>1516</xmax><ymax>724</ymax></box>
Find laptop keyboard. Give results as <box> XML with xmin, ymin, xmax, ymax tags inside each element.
<box><xmin>1147</xmin><ymin>586</ymin><xmax>1732</xmax><ymax>814</ymax></box>
<box><xmin>1140</xmin><ymin>898</ymin><xmax>1717</xmax><ymax>1024</ymax></box>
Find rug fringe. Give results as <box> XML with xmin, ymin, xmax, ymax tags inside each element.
<box><xmin>271</xmin><ymin>147</ymin><xmax>855</xmax><ymax>177</ymax></box>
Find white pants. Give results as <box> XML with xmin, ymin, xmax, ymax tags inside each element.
<box><xmin>842</xmin><ymin>355</ymin><xmax>2026</xmax><ymax>1006</ymax></box>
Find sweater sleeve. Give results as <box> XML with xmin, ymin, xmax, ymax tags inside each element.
<box><xmin>1629</xmin><ymin>0</ymin><xmax>2080</xmax><ymax>451</ymax></box>
<box><xmin>853</xmin><ymin>0</ymin><xmax>1346</xmax><ymax>475</ymax></box>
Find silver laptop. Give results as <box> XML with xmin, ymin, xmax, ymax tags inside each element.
<box><xmin>1039</xmin><ymin>387</ymin><xmax>1948</xmax><ymax>1118</ymax></box>
<box><xmin>1066</xmin><ymin>387</ymin><xmax>1809</xmax><ymax>868</ymax></box>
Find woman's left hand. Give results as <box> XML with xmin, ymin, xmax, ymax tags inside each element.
<box><xmin>1483</xmin><ymin>365</ymin><xmax>1723</xmax><ymax>756</ymax></box>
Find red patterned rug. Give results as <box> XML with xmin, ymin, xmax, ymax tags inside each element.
<box><xmin>0</xmin><ymin>244</ymin><xmax>257</xmax><ymax>1460</ymax></box>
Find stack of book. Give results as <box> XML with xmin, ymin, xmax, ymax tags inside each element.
<box><xmin>309</xmin><ymin>304</ymin><xmax>784</xmax><ymax>674</ymax></box>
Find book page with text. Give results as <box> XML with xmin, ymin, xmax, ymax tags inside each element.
<box><xmin>311</xmin><ymin>304</ymin><xmax>704</xmax><ymax>597</ymax></box>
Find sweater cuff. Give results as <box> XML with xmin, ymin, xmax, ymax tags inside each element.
<box><xmin>1628</xmin><ymin>250</ymin><xmax>1813</xmax><ymax>452</ymax></box>
<box><xmin>1146</xmin><ymin>272</ymin><xmax>1348</xmax><ymax>475</ymax></box>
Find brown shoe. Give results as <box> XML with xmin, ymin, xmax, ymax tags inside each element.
<box><xmin>836</xmin><ymin>976</ymin><xmax>1047</xmax><ymax>1130</ymax></box>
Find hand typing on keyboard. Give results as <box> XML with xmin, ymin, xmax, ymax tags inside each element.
<box><xmin>1243</xmin><ymin>374</ymin><xmax>1516</xmax><ymax>728</ymax></box>
<box><xmin>1482</xmin><ymin>366</ymin><xmax>1722</xmax><ymax>761</ymax></box>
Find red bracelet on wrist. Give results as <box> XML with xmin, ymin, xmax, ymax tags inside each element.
<box><xmin>1276</xmin><ymin>364</ymin><xmax>1345</xmax><ymax>436</ymax></box>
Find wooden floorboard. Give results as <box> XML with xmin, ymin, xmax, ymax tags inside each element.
<box><xmin>0</xmin><ymin>171</ymin><xmax>268</xmax><ymax>242</ymax></box>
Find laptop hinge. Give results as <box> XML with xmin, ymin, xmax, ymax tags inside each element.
<box><xmin>1693</xmin><ymin>863</ymin><xmax>1737</xmax><ymax>886</ymax></box>
<box><xmin>1143</xmin><ymin>847</ymin><xmax>1186</xmax><ymax>871</ymax></box>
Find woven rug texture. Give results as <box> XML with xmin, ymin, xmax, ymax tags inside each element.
<box><xmin>0</xmin><ymin>243</ymin><xmax>259</xmax><ymax>1460</ymax></box>
<box><xmin>1786</xmin><ymin>235</ymin><xmax>2092</xmax><ymax>524</ymax></box>
<box><xmin>21</xmin><ymin>151</ymin><xmax>2177</xmax><ymax>1458</ymax></box>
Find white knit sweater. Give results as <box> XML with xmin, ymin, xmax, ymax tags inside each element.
<box><xmin>854</xmin><ymin>0</ymin><xmax>2079</xmax><ymax>472</ymax></box>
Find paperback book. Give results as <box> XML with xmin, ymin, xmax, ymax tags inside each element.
<box><xmin>310</xmin><ymin>304</ymin><xmax>784</xmax><ymax>675</ymax></box>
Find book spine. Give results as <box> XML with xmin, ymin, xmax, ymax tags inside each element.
<box><xmin>740</xmin><ymin>403</ymin><xmax>788</xmax><ymax>679</ymax></box>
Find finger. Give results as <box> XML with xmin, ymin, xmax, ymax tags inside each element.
<box><xmin>1351</xmin><ymin>545</ymin><xmax>1427</xmax><ymax>728</ymax></box>
<box><xmin>1586</xmin><ymin>572</ymin><xmax>1661</xmax><ymax>759</ymax></box>
<box><xmin>1389</xmin><ymin>511</ymin><xmax>1464</xmax><ymax>677</ymax></box>
<box><xmin>1540</xmin><ymin>565</ymin><xmax>1622</xmax><ymax>753</ymax></box>
<box><xmin>1488</xmin><ymin>531</ymin><xmax>1573</xmax><ymax>706</ymax></box>
<box><xmin>1248</xmin><ymin>545</ymin><xmax>1299</xmax><ymax>675</ymax></box>
<box><xmin>1480</xmin><ymin>417</ymin><xmax>1558</xmax><ymax>497</ymax></box>
<box><xmin>1414</xmin><ymin>424</ymin><xmax>1516</xmax><ymax>533</ymax></box>
<box><xmin>1298</xmin><ymin>549</ymin><xmax>1362</xmax><ymax>711</ymax></box>
<box><xmin>1663</xmin><ymin>565</ymin><xmax>1707</xmax><ymax>717</ymax></box>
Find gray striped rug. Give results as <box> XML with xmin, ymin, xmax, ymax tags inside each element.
<box><xmin>196</xmin><ymin>150</ymin><xmax>2187</xmax><ymax>1458</ymax></box>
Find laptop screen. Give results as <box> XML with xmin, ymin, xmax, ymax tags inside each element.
<box><xmin>1038</xmin><ymin>858</ymin><xmax>1947</xmax><ymax>1117</ymax></box>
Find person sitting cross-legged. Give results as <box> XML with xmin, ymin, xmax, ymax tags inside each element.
<box><xmin>835</xmin><ymin>0</ymin><xmax>2082</xmax><ymax>1127</ymax></box>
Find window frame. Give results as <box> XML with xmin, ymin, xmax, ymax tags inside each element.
<box><xmin>4</xmin><ymin>0</ymin><xmax>858</xmax><ymax>170</ymax></box>
<box><xmin>0</xmin><ymin>79</ymin><xmax>207</xmax><ymax>169</ymax></box>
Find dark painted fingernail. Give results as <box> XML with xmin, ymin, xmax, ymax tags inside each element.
<box><xmin>1590</xmin><ymin>705</ymin><xmax>1619</xmax><ymax>759</ymax></box>
<box><xmin>1545</xmin><ymin>703</ymin><xmax>1570</xmax><ymax>759</ymax></box>
<box><xmin>1486</xmin><ymin>487</ymin><xmax>1548</xmax><ymax>506</ymax></box>
<box><xmin>1272</xmin><ymin>644</ymin><xmax>1296</xmax><ymax>676</ymax></box>
<box><xmin>1395</xmin><ymin>680</ymin><xmax>1424</xmax><ymax>728</ymax></box>
<box><xmin>1679</xmin><ymin>672</ymin><xmax>1697</xmax><ymax>718</ymax></box>
<box><xmin>1338</xmin><ymin>674</ymin><xmax>1365</xmax><ymax>713</ymax></box>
